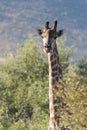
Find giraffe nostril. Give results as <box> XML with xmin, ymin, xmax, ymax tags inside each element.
<box><xmin>44</xmin><ymin>45</ymin><xmax>47</xmax><ymax>48</ymax></box>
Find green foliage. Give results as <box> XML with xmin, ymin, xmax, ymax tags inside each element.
<box><xmin>57</xmin><ymin>35</ymin><xmax>72</xmax><ymax>73</ymax></box>
<box><xmin>0</xmin><ymin>37</ymin><xmax>87</xmax><ymax>130</ymax></box>
<box><xmin>62</xmin><ymin>73</ymin><xmax>87</xmax><ymax>129</ymax></box>
<box><xmin>0</xmin><ymin>38</ymin><xmax>48</xmax><ymax>130</ymax></box>
<box><xmin>76</xmin><ymin>56</ymin><xmax>87</xmax><ymax>77</ymax></box>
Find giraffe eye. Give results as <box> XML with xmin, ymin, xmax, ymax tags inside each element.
<box><xmin>41</xmin><ymin>34</ymin><xmax>44</xmax><ymax>38</ymax></box>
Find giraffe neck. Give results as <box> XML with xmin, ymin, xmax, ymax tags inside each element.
<box><xmin>48</xmin><ymin>45</ymin><xmax>63</xmax><ymax>86</ymax></box>
<box><xmin>48</xmin><ymin>45</ymin><xmax>63</xmax><ymax>130</ymax></box>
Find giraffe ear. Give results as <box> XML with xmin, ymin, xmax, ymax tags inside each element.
<box><xmin>37</xmin><ymin>29</ymin><xmax>42</xmax><ymax>36</ymax></box>
<box><xmin>57</xmin><ymin>29</ymin><xmax>64</xmax><ymax>37</ymax></box>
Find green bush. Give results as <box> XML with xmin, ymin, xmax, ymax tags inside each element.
<box><xmin>0</xmin><ymin>37</ymin><xmax>86</xmax><ymax>129</ymax></box>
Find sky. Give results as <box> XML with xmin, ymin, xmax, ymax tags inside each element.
<box><xmin>0</xmin><ymin>0</ymin><xmax>87</xmax><ymax>59</ymax></box>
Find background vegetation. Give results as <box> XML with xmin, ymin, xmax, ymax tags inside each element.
<box><xmin>0</xmin><ymin>37</ymin><xmax>87</xmax><ymax>130</ymax></box>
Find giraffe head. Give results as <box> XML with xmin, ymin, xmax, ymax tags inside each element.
<box><xmin>37</xmin><ymin>20</ymin><xmax>63</xmax><ymax>53</ymax></box>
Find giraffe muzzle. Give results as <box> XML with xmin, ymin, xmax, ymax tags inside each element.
<box><xmin>44</xmin><ymin>45</ymin><xmax>51</xmax><ymax>53</ymax></box>
<box><xmin>44</xmin><ymin>44</ymin><xmax>51</xmax><ymax>48</ymax></box>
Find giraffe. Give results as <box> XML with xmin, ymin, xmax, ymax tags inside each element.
<box><xmin>37</xmin><ymin>20</ymin><xmax>63</xmax><ymax>130</ymax></box>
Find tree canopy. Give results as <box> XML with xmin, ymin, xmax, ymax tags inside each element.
<box><xmin>0</xmin><ymin>37</ymin><xmax>87</xmax><ymax>130</ymax></box>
